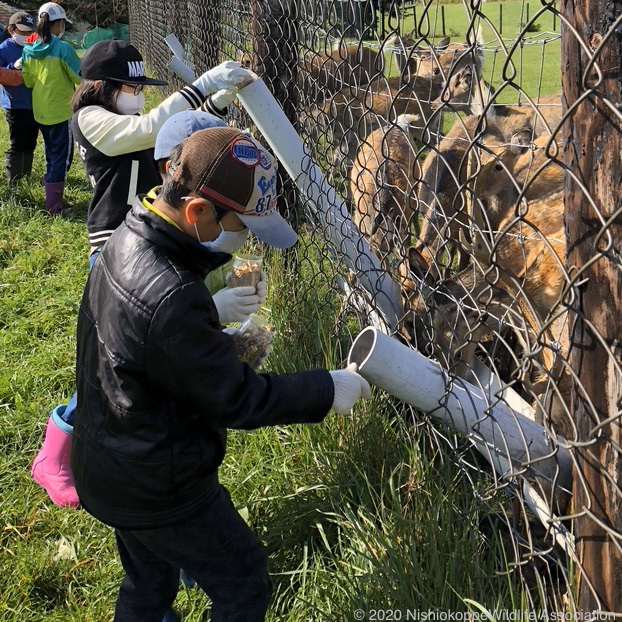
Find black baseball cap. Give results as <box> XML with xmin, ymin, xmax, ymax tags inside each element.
<box><xmin>79</xmin><ymin>40</ymin><xmax>168</xmax><ymax>86</ymax></box>
<box><xmin>9</xmin><ymin>11</ymin><xmax>35</xmax><ymax>32</ymax></box>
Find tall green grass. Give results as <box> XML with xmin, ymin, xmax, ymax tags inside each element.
<box><xmin>1</xmin><ymin>104</ymin><xmax>538</xmax><ymax>619</ymax></box>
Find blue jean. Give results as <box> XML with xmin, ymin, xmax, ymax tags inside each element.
<box><xmin>57</xmin><ymin>250</ymin><xmax>100</xmax><ymax>428</ymax></box>
<box><xmin>39</xmin><ymin>120</ymin><xmax>73</xmax><ymax>183</ymax></box>
<box><xmin>113</xmin><ymin>486</ymin><xmax>272</xmax><ymax>622</ymax></box>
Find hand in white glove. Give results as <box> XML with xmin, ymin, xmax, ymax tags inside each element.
<box><xmin>193</xmin><ymin>61</ymin><xmax>257</xmax><ymax>97</ymax></box>
<box><xmin>13</xmin><ymin>58</ymin><xmax>22</xmax><ymax>70</ymax></box>
<box><xmin>328</xmin><ymin>363</ymin><xmax>371</xmax><ymax>414</ymax></box>
<box><xmin>209</xmin><ymin>88</ymin><xmax>238</xmax><ymax>111</ymax></box>
<box><xmin>213</xmin><ymin>286</ymin><xmax>260</xmax><ymax>324</ymax></box>
<box><xmin>256</xmin><ymin>272</ymin><xmax>267</xmax><ymax>306</ymax></box>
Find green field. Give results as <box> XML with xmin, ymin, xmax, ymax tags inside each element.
<box><xmin>377</xmin><ymin>0</ymin><xmax>561</xmax><ymax>100</ymax></box>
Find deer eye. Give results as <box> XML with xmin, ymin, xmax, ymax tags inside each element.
<box><xmin>454</xmin><ymin>350</ymin><xmax>463</xmax><ymax>362</ymax></box>
<box><xmin>495</xmin><ymin>164</ymin><xmax>503</xmax><ymax>171</ymax></box>
<box><xmin>433</xmin><ymin>68</ymin><xmax>441</xmax><ymax>75</ymax></box>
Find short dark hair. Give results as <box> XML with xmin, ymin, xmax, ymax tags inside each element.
<box><xmin>159</xmin><ymin>143</ymin><xmax>189</xmax><ymax>208</ymax></box>
<box><xmin>71</xmin><ymin>79</ymin><xmax>120</xmax><ymax>113</ymax></box>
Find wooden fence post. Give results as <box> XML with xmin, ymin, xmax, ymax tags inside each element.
<box><xmin>562</xmin><ymin>0</ymin><xmax>622</xmax><ymax>611</ymax></box>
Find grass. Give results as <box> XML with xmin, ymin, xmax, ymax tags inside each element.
<box><xmin>373</xmin><ymin>0</ymin><xmax>562</xmax><ymax>100</ymax></box>
<box><xmin>0</xmin><ymin>76</ymin><xmax>555</xmax><ymax>619</ymax></box>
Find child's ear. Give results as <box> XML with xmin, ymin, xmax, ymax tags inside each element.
<box><xmin>184</xmin><ymin>198</ymin><xmax>210</xmax><ymax>226</ymax></box>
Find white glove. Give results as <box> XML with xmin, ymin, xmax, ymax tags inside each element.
<box><xmin>328</xmin><ymin>363</ymin><xmax>371</xmax><ymax>414</ymax></box>
<box><xmin>193</xmin><ymin>61</ymin><xmax>257</xmax><ymax>97</ymax></box>
<box><xmin>13</xmin><ymin>58</ymin><xmax>22</xmax><ymax>70</ymax></box>
<box><xmin>256</xmin><ymin>272</ymin><xmax>267</xmax><ymax>306</ymax></box>
<box><xmin>213</xmin><ymin>285</ymin><xmax>261</xmax><ymax>324</ymax></box>
<box><xmin>210</xmin><ymin>88</ymin><xmax>238</xmax><ymax>111</ymax></box>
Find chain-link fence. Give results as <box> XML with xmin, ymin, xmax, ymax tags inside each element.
<box><xmin>129</xmin><ymin>0</ymin><xmax>622</xmax><ymax>614</ymax></box>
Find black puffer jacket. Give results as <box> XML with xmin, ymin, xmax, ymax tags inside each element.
<box><xmin>71</xmin><ymin>198</ymin><xmax>335</xmax><ymax>529</ymax></box>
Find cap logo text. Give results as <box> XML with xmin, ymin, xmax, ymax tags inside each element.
<box><xmin>257</xmin><ymin>173</ymin><xmax>276</xmax><ymax>196</ymax></box>
<box><xmin>230</xmin><ymin>137</ymin><xmax>260</xmax><ymax>167</ymax></box>
<box><xmin>258</xmin><ymin>150</ymin><xmax>272</xmax><ymax>170</ymax></box>
<box><xmin>127</xmin><ymin>60</ymin><xmax>146</xmax><ymax>78</ymax></box>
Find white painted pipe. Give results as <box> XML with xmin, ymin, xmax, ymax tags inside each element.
<box><xmin>167</xmin><ymin>56</ymin><xmax>196</xmax><ymax>83</ymax></box>
<box><xmin>237</xmin><ymin>78</ymin><xmax>404</xmax><ymax>328</ymax></box>
<box><xmin>348</xmin><ymin>326</ymin><xmax>573</xmax><ymax>493</ymax></box>
<box><xmin>164</xmin><ymin>34</ymin><xmax>188</xmax><ymax>62</ymax></box>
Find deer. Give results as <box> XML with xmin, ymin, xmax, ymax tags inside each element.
<box><xmin>298</xmin><ymin>41</ymin><xmax>384</xmax><ymax>105</ymax></box>
<box><xmin>414</xmin><ymin>99</ymin><xmax>564</xmax><ymax>279</ymax></box>
<box><xmin>430</xmin><ymin>60</ymin><xmax>563</xmax><ymax>136</ymax></box>
<box><xmin>349</xmin><ymin>114</ymin><xmax>423</xmax><ymax>259</ymax></box>
<box><xmin>310</xmin><ymin>38</ymin><xmax>485</xmax><ymax>200</ymax></box>
<box><xmin>461</xmin><ymin>135</ymin><xmax>571</xmax><ymax>441</ymax></box>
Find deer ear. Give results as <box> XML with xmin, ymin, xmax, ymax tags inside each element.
<box><xmin>509</xmin><ymin>130</ymin><xmax>532</xmax><ymax>154</ymax></box>
<box><xmin>435</xmin><ymin>36</ymin><xmax>450</xmax><ymax>50</ymax></box>
<box><xmin>401</xmin><ymin>53</ymin><xmax>418</xmax><ymax>82</ymax></box>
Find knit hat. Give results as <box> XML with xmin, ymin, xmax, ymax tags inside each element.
<box><xmin>79</xmin><ymin>40</ymin><xmax>167</xmax><ymax>87</ymax></box>
<box><xmin>154</xmin><ymin>110</ymin><xmax>227</xmax><ymax>160</ymax></box>
<box><xmin>9</xmin><ymin>11</ymin><xmax>35</xmax><ymax>32</ymax></box>
<box><xmin>169</xmin><ymin>127</ymin><xmax>297</xmax><ymax>249</ymax></box>
<box><xmin>38</xmin><ymin>3</ymin><xmax>72</xmax><ymax>24</ymax></box>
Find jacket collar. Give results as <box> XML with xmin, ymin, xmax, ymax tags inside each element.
<box><xmin>126</xmin><ymin>195</ymin><xmax>232</xmax><ymax>279</ymax></box>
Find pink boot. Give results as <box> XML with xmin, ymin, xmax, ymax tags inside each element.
<box><xmin>31</xmin><ymin>409</ymin><xmax>80</xmax><ymax>508</ymax></box>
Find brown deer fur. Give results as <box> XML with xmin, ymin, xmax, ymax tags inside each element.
<box><xmin>350</xmin><ymin>115</ymin><xmax>422</xmax><ymax>257</ymax></box>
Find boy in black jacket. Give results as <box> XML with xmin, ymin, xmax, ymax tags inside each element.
<box><xmin>71</xmin><ymin>127</ymin><xmax>370</xmax><ymax>622</ymax></box>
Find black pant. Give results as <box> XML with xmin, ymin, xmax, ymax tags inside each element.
<box><xmin>113</xmin><ymin>485</ymin><xmax>272</xmax><ymax>622</ymax></box>
<box><xmin>4</xmin><ymin>108</ymin><xmax>39</xmax><ymax>155</ymax></box>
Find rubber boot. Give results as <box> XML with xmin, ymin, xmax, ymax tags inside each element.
<box><xmin>4</xmin><ymin>151</ymin><xmax>25</xmax><ymax>186</ymax></box>
<box><xmin>22</xmin><ymin>151</ymin><xmax>34</xmax><ymax>177</ymax></box>
<box><xmin>44</xmin><ymin>181</ymin><xmax>65</xmax><ymax>216</ymax></box>
<box><xmin>162</xmin><ymin>609</ymin><xmax>179</xmax><ymax>622</ymax></box>
<box><xmin>31</xmin><ymin>407</ymin><xmax>80</xmax><ymax>508</ymax></box>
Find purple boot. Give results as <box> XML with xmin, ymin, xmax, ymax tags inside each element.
<box><xmin>44</xmin><ymin>181</ymin><xmax>65</xmax><ymax>216</ymax></box>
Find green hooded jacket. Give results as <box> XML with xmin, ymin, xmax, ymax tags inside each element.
<box><xmin>22</xmin><ymin>36</ymin><xmax>81</xmax><ymax>125</ymax></box>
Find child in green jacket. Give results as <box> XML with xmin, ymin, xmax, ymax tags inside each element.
<box><xmin>21</xmin><ymin>2</ymin><xmax>80</xmax><ymax>215</ymax></box>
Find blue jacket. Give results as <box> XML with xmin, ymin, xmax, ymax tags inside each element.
<box><xmin>0</xmin><ymin>38</ymin><xmax>32</xmax><ymax>110</ymax></box>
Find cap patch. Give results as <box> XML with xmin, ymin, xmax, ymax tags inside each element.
<box><xmin>252</xmin><ymin>173</ymin><xmax>277</xmax><ymax>215</ymax></box>
<box><xmin>258</xmin><ymin>149</ymin><xmax>272</xmax><ymax>170</ymax></box>
<box><xmin>230</xmin><ymin>137</ymin><xmax>260</xmax><ymax>167</ymax></box>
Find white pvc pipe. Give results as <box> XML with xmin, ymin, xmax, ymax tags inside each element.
<box><xmin>348</xmin><ymin>326</ymin><xmax>573</xmax><ymax>493</ymax></box>
<box><xmin>167</xmin><ymin>56</ymin><xmax>196</xmax><ymax>83</ymax></box>
<box><xmin>237</xmin><ymin>79</ymin><xmax>404</xmax><ymax>328</ymax></box>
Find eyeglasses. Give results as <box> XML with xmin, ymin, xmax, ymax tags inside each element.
<box><xmin>123</xmin><ymin>83</ymin><xmax>145</xmax><ymax>95</ymax></box>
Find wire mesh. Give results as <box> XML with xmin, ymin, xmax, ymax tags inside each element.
<box><xmin>129</xmin><ymin>0</ymin><xmax>622</xmax><ymax>613</ymax></box>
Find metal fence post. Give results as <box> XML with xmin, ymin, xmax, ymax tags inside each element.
<box><xmin>562</xmin><ymin>0</ymin><xmax>622</xmax><ymax>610</ymax></box>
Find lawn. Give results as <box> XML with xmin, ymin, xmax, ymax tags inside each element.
<box><xmin>377</xmin><ymin>0</ymin><xmax>562</xmax><ymax>100</ymax></box>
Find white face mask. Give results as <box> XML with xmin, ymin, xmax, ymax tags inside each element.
<box><xmin>116</xmin><ymin>91</ymin><xmax>144</xmax><ymax>115</ymax></box>
<box><xmin>12</xmin><ymin>34</ymin><xmax>29</xmax><ymax>46</ymax></box>
<box><xmin>193</xmin><ymin>222</ymin><xmax>249</xmax><ymax>255</ymax></box>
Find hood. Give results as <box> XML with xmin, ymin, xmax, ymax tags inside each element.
<box><xmin>24</xmin><ymin>36</ymin><xmax>58</xmax><ymax>60</ymax></box>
